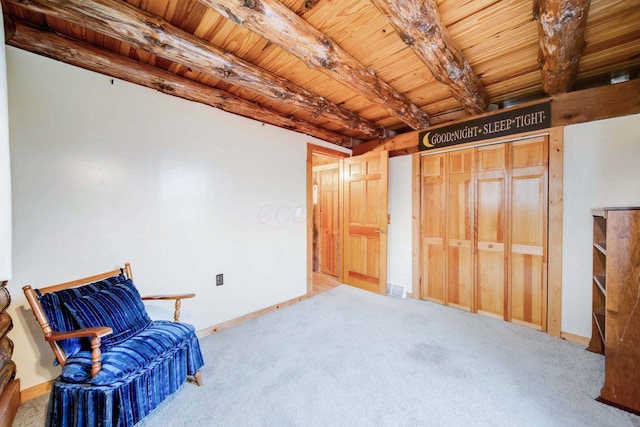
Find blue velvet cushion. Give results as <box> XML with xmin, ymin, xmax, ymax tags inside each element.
<box><xmin>37</xmin><ymin>274</ymin><xmax>127</xmax><ymax>358</ymax></box>
<box><xmin>60</xmin><ymin>321</ymin><xmax>201</xmax><ymax>385</ymax></box>
<box><xmin>63</xmin><ymin>279</ymin><xmax>152</xmax><ymax>353</ymax></box>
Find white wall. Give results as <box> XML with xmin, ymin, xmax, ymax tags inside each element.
<box><xmin>562</xmin><ymin>113</ymin><xmax>640</xmax><ymax>337</ymax></box>
<box><xmin>387</xmin><ymin>156</ymin><xmax>412</xmax><ymax>292</ymax></box>
<box><xmin>6</xmin><ymin>46</ymin><xmax>348</xmax><ymax>389</ymax></box>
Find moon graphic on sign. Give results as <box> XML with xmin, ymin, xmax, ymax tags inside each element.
<box><xmin>422</xmin><ymin>132</ymin><xmax>434</xmax><ymax>148</ymax></box>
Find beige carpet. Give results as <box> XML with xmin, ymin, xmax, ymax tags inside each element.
<box><xmin>14</xmin><ymin>285</ymin><xmax>640</xmax><ymax>426</ymax></box>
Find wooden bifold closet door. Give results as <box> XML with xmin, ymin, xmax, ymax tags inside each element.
<box><xmin>420</xmin><ymin>136</ymin><xmax>548</xmax><ymax>330</ymax></box>
<box><xmin>421</xmin><ymin>148</ymin><xmax>474</xmax><ymax>311</ymax></box>
<box><xmin>476</xmin><ymin>143</ymin><xmax>507</xmax><ymax>319</ymax></box>
<box><xmin>508</xmin><ymin>139</ymin><xmax>548</xmax><ymax>330</ymax></box>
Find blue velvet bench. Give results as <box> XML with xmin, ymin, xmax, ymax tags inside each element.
<box><xmin>23</xmin><ymin>263</ymin><xmax>204</xmax><ymax>427</ymax></box>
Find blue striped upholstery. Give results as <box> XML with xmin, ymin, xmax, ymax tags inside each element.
<box><xmin>63</xmin><ymin>279</ymin><xmax>153</xmax><ymax>352</ymax></box>
<box><xmin>37</xmin><ymin>274</ymin><xmax>127</xmax><ymax>359</ymax></box>
<box><xmin>48</xmin><ymin>332</ymin><xmax>204</xmax><ymax>427</ymax></box>
<box><xmin>60</xmin><ymin>321</ymin><xmax>200</xmax><ymax>385</ymax></box>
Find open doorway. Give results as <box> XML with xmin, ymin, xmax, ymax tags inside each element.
<box><xmin>306</xmin><ymin>144</ymin><xmax>348</xmax><ymax>296</ymax></box>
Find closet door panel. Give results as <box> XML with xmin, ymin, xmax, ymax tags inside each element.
<box><xmin>509</xmin><ymin>138</ymin><xmax>548</xmax><ymax>330</ymax></box>
<box><xmin>476</xmin><ymin>145</ymin><xmax>507</xmax><ymax>319</ymax></box>
<box><xmin>421</xmin><ymin>154</ymin><xmax>446</xmax><ymax>303</ymax></box>
<box><xmin>511</xmin><ymin>252</ymin><xmax>544</xmax><ymax>327</ymax></box>
<box><xmin>447</xmin><ymin>149</ymin><xmax>474</xmax><ymax>311</ymax></box>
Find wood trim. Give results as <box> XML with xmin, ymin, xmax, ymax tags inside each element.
<box><xmin>307</xmin><ymin>144</ymin><xmax>350</xmax><ymax>296</ymax></box>
<box><xmin>411</xmin><ymin>153</ymin><xmax>421</xmax><ymax>299</ymax></box>
<box><xmin>19</xmin><ymin>379</ymin><xmax>51</xmax><ymax>403</ymax></box>
<box><xmin>196</xmin><ymin>294</ymin><xmax>308</xmax><ymax>338</ymax></box>
<box><xmin>550</xmin><ymin>79</ymin><xmax>640</xmax><ymax>127</ymax></box>
<box><xmin>309</xmin><ymin>144</ymin><xmax>351</xmax><ymax>159</ymax></box>
<box><xmin>560</xmin><ymin>331</ymin><xmax>590</xmax><ymax>346</ymax></box>
<box><xmin>338</xmin><ymin>157</ymin><xmax>346</xmax><ymax>285</ymax></box>
<box><xmin>505</xmin><ymin>142</ymin><xmax>513</xmax><ymax>324</ymax></box>
<box><xmin>542</xmin><ymin>139</ymin><xmax>550</xmax><ymax>332</ymax></box>
<box><xmin>353</xmin><ymin>78</ymin><xmax>640</xmax><ymax>157</ymax></box>
<box><xmin>307</xmin><ymin>145</ymin><xmax>314</xmax><ymax>296</ymax></box>
<box><xmin>547</xmin><ymin>127</ymin><xmax>563</xmax><ymax>337</ymax></box>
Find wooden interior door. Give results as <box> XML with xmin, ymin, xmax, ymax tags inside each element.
<box><xmin>508</xmin><ymin>137</ymin><xmax>548</xmax><ymax>330</ymax></box>
<box><xmin>421</xmin><ymin>153</ymin><xmax>446</xmax><ymax>303</ymax></box>
<box><xmin>319</xmin><ymin>167</ymin><xmax>339</xmax><ymax>276</ymax></box>
<box><xmin>476</xmin><ymin>144</ymin><xmax>508</xmax><ymax>320</ymax></box>
<box><xmin>340</xmin><ymin>150</ymin><xmax>389</xmax><ymax>294</ymax></box>
<box><xmin>446</xmin><ymin>149</ymin><xmax>475</xmax><ymax>311</ymax></box>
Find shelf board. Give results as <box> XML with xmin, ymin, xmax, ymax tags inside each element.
<box><xmin>593</xmin><ymin>312</ymin><xmax>606</xmax><ymax>342</ymax></box>
<box><xmin>594</xmin><ymin>275</ymin><xmax>607</xmax><ymax>295</ymax></box>
<box><xmin>594</xmin><ymin>242</ymin><xmax>607</xmax><ymax>255</ymax></box>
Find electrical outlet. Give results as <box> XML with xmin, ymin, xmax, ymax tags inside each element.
<box><xmin>216</xmin><ymin>274</ymin><xmax>224</xmax><ymax>286</ymax></box>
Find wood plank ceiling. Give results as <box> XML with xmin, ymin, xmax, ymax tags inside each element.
<box><xmin>2</xmin><ymin>0</ymin><xmax>639</xmax><ymax>148</ymax></box>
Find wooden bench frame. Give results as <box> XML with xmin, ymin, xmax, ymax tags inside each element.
<box><xmin>23</xmin><ymin>263</ymin><xmax>202</xmax><ymax>385</ymax></box>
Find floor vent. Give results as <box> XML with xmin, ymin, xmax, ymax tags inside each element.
<box><xmin>387</xmin><ymin>283</ymin><xmax>406</xmax><ymax>298</ymax></box>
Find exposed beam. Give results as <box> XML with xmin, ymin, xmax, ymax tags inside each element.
<box><xmin>534</xmin><ymin>0</ymin><xmax>591</xmax><ymax>95</ymax></box>
<box><xmin>7</xmin><ymin>0</ymin><xmax>387</xmax><ymax>141</ymax></box>
<box><xmin>370</xmin><ymin>0</ymin><xmax>489</xmax><ymax>115</ymax></box>
<box><xmin>353</xmin><ymin>78</ymin><xmax>640</xmax><ymax>156</ymax></box>
<box><xmin>199</xmin><ymin>0</ymin><xmax>430</xmax><ymax>129</ymax></box>
<box><xmin>3</xmin><ymin>17</ymin><xmax>353</xmax><ymax>146</ymax></box>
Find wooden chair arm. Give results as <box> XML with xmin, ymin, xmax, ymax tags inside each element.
<box><xmin>45</xmin><ymin>327</ymin><xmax>112</xmax><ymax>378</ymax></box>
<box><xmin>141</xmin><ymin>293</ymin><xmax>195</xmax><ymax>301</ymax></box>
<box><xmin>141</xmin><ymin>294</ymin><xmax>195</xmax><ymax>322</ymax></box>
<box><xmin>44</xmin><ymin>327</ymin><xmax>113</xmax><ymax>342</ymax></box>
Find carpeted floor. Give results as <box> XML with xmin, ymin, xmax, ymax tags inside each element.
<box><xmin>14</xmin><ymin>285</ymin><xmax>640</xmax><ymax>426</ymax></box>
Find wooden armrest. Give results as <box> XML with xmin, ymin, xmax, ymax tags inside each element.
<box><xmin>44</xmin><ymin>326</ymin><xmax>113</xmax><ymax>342</ymax></box>
<box><xmin>46</xmin><ymin>327</ymin><xmax>112</xmax><ymax>379</ymax></box>
<box><xmin>141</xmin><ymin>293</ymin><xmax>195</xmax><ymax>300</ymax></box>
<box><xmin>141</xmin><ymin>294</ymin><xmax>195</xmax><ymax>322</ymax></box>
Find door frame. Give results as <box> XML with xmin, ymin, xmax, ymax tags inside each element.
<box><xmin>306</xmin><ymin>143</ymin><xmax>349</xmax><ymax>296</ymax></box>
<box><xmin>412</xmin><ymin>128</ymin><xmax>564</xmax><ymax>337</ymax></box>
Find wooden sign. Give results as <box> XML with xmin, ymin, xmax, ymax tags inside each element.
<box><xmin>419</xmin><ymin>101</ymin><xmax>551</xmax><ymax>151</ymax></box>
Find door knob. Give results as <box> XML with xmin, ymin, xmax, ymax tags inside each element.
<box><xmin>375</xmin><ymin>229</ymin><xmax>386</xmax><ymax>234</ymax></box>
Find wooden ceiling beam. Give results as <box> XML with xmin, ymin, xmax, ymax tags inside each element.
<box><xmin>534</xmin><ymin>0</ymin><xmax>591</xmax><ymax>95</ymax></box>
<box><xmin>199</xmin><ymin>0</ymin><xmax>431</xmax><ymax>129</ymax></box>
<box><xmin>369</xmin><ymin>0</ymin><xmax>489</xmax><ymax>115</ymax></box>
<box><xmin>7</xmin><ymin>0</ymin><xmax>387</xmax><ymax>141</ymax></box>
<box><xmin>3</xmin><ymin>17</ymin><xmax>353</xmax><ymax>146</ymax></box>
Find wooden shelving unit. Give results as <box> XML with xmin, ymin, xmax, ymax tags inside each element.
<box><xmin>588</xmin><ymin>207</ymin><xmax>640</xmax><ymax>415</ymax></box>
<box><xmin>588</xmin><ymin>212</ymin><xmax>607</xmax><ymax>354</ymax></box>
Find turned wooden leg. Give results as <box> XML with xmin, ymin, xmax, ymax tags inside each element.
<box><xmin>193</xmin><ymin>370</ymin><xmax>203</xmax><ymax>386</ymax></box>
<box><xmin>174</xmin><ymin>299</ymin><xmax>182</xmax><ymax>322</ymax></box>
<box><xmin>90</xmin><ymin>337</ymin><xmax>103</xmax><ymax>377</ymax></box>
